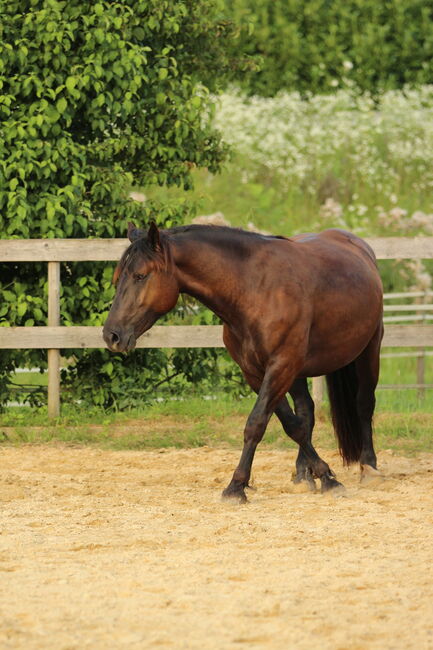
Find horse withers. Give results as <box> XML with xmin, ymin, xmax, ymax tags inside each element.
<box><xmin>103</xmin><ymin>223</ymin><xmax>384</xmax><ymax>502</ymax></box>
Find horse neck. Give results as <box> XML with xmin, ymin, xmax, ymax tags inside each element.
<box><xmin>170</xmin><ymin>234</ymin><xmax>243</xmax><ymax>321</ymax></box>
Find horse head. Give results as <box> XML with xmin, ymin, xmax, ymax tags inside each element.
<box><xmin>103</xmin><ymin>222</ymin><xmax>179</xmax><ymax>352</ymax></box>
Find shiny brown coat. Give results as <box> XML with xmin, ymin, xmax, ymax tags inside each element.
<box><xmin>104</xmin><ymin>224</ymin><xmax>383</xmax><ymax>502</ymax></box>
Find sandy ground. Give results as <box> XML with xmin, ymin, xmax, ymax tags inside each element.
<box><xmin>1</xmin><ymin>445</ymin><xmax>433</xmax><ymax>650</ymax></box>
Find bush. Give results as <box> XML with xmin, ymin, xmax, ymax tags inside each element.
<box><xmin>0</xmin><ymin>0</ymin><xmax>242</xmax><ymax>409</ymax></box>
<box><xmin>227</xmin><ymin>0</ymin><xmax>433</xmax><ymax>96</ymax></box>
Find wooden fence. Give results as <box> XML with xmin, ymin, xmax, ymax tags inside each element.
<box><xmin>1</xmin><ymin>236</ymin><xmax>433</xmax><ymax>417</ymax></box>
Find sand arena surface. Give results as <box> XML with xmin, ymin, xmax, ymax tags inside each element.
<box><xmin>1</xmin><ymin>445</ymin><xmax>433</xmax><ymax>649</ymax></box>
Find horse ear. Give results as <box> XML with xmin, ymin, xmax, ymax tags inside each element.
<box><xmin>127</xmin><ymin>221</ymin><xmax>141</xmax><ymax>242</ymax></box>
<box><xmin>148</xmin><ymin>221</ymin><xmax>160</xmax><ymax>250</ymax></box>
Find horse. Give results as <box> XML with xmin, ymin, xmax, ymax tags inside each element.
<box><xmin>103</xmin><ymin>222</ymin><xmax>384</xmax><ymax>502</ymax></box>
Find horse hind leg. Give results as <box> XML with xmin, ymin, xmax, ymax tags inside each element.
<box><xmin>287</xmin><ymin>379</ymin><xmax>313</xmax><ymax>482</ymax></box>
<box><xmin>286</xmin><ymin>379</ymin><xmax>317</xmax><ymax>490</ymax></box>
<box><xmin>275</xmin><ymin>381</ymin><xmax>344</xmax><ymax>493</ymax></box>
<box><xmin>355</xmin><ymin>324</ymin><xmax>384</xmax><ymax>484</ymax></box>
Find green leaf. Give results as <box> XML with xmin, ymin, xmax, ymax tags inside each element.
<box><xmin>94</xmin><ymin>28</ymin><xmax>105</xmax><ymax>43</ymax></box>
<box><xmin>65</xmin><ymin>77</ymin><xmax>77</xmax><ymax>93</ymax></box>
<box><xmin>56</xmin><ymin>97</ymin><xmax>67</xmax><ymax>113</ymax></box>
<box><xmin>46</xmin><ymin>106</ymin><xmax>60</xmax><ymax>122</ymax></box>
<box><xmin>133</xmin><ymin>27</ymin><xmax>145</xmax><ymax>40</ymax></box>
<box><xmin>17</xmin><ymin>303</ymin><xmax>27</xmax><ymax>317</ymax></box>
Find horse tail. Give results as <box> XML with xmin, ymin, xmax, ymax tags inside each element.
<box><xmin>325</xmin><ymin>361</ymin><xmax>362</xmax><ymax>465</ymax></box>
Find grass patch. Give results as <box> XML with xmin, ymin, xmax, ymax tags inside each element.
<box><xmin>1</xmin><ymin>393</ymin><xmax>431</xmax><ymax>457</ymax></box>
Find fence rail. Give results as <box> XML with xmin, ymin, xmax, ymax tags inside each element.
<box><xmin>1</xmin><ymin>236</ymin><xmax>433</xmax><ymax>417</ymax></box>
<box><xmin>1</xmin><ymin>236</ymin><xmax>431</xmax><ymax>262</ymax></box>
<box><xmin>1</xmin><ymin>324</ymin><xmax>433</xmax><ymax>350</ymax></box>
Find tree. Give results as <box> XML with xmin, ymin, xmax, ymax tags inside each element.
<box><xmin>226</xmin><ymin>0</ymin><xmax>433</xmax><ymax>96</ymax></box>
<box><xmin>0</xmin><ymin>0</ymin><xmax>240</xmax><ymax>408</ymax></box>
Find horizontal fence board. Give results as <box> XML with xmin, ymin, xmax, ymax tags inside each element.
<box><xmin>379</xmin><ymin>384</ymin><xmax>433</xmax><ymax>390</ymax></box>
<box><xmin>365</xmin><ymin>237</ymin><xmax>433</xmax><ymax>259</ymax></box>
<box><xmin>381</xmin><ymin>351</ymin><xmax>433</xmax><ymax>358</ymax></box>
<box><xmin>382</xmin><ymin>324</ymin><xmax>433</xmax><ymax>347</ymax></box>
<box><xmin>383</xmin><ymin>304</ymin><xmax>433</xmax><ymax>312</ymax></box>
<box><xmin>0</xmin><ymin>325</ymin><xmax>224</xmax><ymax>349</ymax></box>
<box><xmin>1</xmin><ymin>236</ymin><xmax>433</xmax><ymax>262</ymax></box>
<box><xmin>383</xmin><ymin>315</ymin><xmax>433</xmax><ymax>323</ymax></box>
<box><xmin>1</xmin><ymin>324</ymin><xmax>432</xmax><ymax>349</ymax></box>
<box><xmin>0</xmin><ymin>239</ymin><xmax>128</xmax><ymax>262</ymax></box>
<box><xmin>383</xmin><ymin>291</ymin><xmax>433</xmax><ymax>299</ymax></box>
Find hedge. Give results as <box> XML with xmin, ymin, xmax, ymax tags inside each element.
<box><xmin>227</xmin><ymin>0</ymin><xmax>433</xmax><ymax>95</ymax></box>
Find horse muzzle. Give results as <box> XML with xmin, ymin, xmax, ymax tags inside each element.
<box><xmin>103</xmin><ymin>325</ymin><xmax>136</xmax><ymax>353</ymax></box>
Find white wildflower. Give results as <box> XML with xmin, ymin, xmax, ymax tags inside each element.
<box><xmin>319</xmin><ymin>198</ymin><xmax>343</xmax><ymax>220</ymax></box>
<box><xmin>212</xmin><ymin>85</ymin><xmax>433</xmax><ymax>210</ymax></box>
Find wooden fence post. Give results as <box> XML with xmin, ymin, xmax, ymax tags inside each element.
<box><xmin>416</xmin><ymin>291</ymin><xmax>426</xmax><ymax>399</ymax></box>
<box><xmin>47</xmin><ymin>261</ymin><xmax>60</xmax><ymax>418</ymax></box>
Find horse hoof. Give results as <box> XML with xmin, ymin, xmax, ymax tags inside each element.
<box><xmin>320</xmin><ymin>473</ymin><xmax>346</xmax><ymax>495</ymax></box>
<box><xmin>360</xmin><ymin>464</ymin><xmax>385</xmax><ymax>487</ymax></box>
<box><xmin>221</xmin><ymin>487</ymin><xmax>248</xmax><ymax>504</ymax></box>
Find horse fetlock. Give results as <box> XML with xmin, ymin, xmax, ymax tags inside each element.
<box><xmin>292</xmin><ymin>467</ymin><xmax>317</xmax><ymax>492</ymax></box>
<box><xmin>360</xmin><ymin>453</ymin><xmax>377</xmax><ymax>469</ymax></box>
<box><xmin>311</xmin><ymin>459</ymin><xmax>331</xmax><ymax>479</ymax></box>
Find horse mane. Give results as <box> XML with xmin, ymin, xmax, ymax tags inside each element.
<box><xmin>113</xmin><ymin>224</ymin><xmax>288</xmax><ymax>283</ymax></box>
<box><xmin>166</xmin><ymin>224</ymin><xmax>288</xmax><ymax>240</ymax></box>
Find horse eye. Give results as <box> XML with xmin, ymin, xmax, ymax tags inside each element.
<box><xmin>133</xmin><ymin>273</ymin><xmax>147</xmax><ymax>283</ymax></box>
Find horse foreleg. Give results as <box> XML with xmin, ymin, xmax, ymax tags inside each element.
<box><xmin>222</xmin><ymin>362</ymin><xmax>294</xmax><ymax>503</ymax></box>
<box><xmin>221</xmin><ymin>395</ymin><xmax>273</xmax><ymax>503</ymax></box>
<box><xmin>274</xmin><ymin>396</ymin><xmax>344</xmax><ymax>493</ymax></box>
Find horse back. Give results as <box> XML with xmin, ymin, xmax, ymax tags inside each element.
<box><xmin>291</xmin><ymin>228</ymin><xmax>377</xmax><ymax>264</ymax></box>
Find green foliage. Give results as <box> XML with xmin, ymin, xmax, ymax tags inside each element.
<box><xmin>226</xmin><ymin>0</ymin><xmax>433</xmax><ymax>95</ymax></box>
<box><xmin>60</xmin><ymin>346</ymin><xmax>244</xmax><ymax>411</ymax></box>
<box><xmin>0</xmin><ymin>0</ymin><xmax>241</xmax><ymax>408</ymax></box>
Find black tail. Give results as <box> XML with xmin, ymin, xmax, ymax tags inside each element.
<box><xmin>326</xmin><ymin>362</ymin><xmax>362</xmax><ymax>465</ymax></box>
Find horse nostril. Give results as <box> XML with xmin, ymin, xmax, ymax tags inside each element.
<box><xmin>110</xmin><ymin>330</ymin><xmax>120</xmax><ymax>345</ymax></box>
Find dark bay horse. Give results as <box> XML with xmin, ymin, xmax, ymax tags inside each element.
<box><xmin>103</xmin><ymin>223</ymin><xmax>383</xmax><ymax>502</ymax></box>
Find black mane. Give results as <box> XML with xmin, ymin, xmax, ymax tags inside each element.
<box><xmin>117</xmin><ymin>224</ymin><xmax>288</xmax><ymax>277</ymax></box>
<box><xmin>166</xmin><ymin>224</ymin><xmax>287</xmax><ymax>242</ymax></box>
